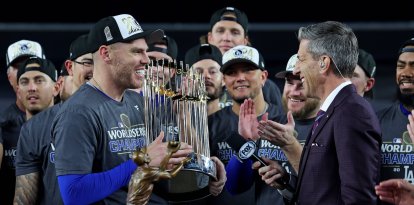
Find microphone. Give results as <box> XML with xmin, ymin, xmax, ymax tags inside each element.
<box><xmin>225</xmin><ymin>132</ymin><xmax>294</xmax><ymax>191</ymax></box>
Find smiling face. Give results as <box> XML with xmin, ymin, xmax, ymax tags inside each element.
<box><xmin>17</xmin><ymin>69</ymin><xmax>57</xmax><ymax>116</ymax></box>
<box><xmin>396</xmin><ymin>49</ymin><xmax>414</xmax><ymax>96</ymax></box>
<box><xmin>282</xmin><ymin>73</ymin><xmax>319</xmax><ymax>119</ymax></box>
<box><xmin>223</xmin><ymin>62</ymin><xmax>267</xmax><ymax>104</ymax></box>
<box><xmin>67</xmin><ymin>53</ymin><xmax>93</xmax><ymax>92</ymax></box>
<box><xmin>109</xmin><ymin>38</ymin><xmax>150</xmax><ymax>90</ymax></box>
<box><xmin>293</xmin><ymin>40</ymin><xmax>321</xmax><ymax>99</ymax></box>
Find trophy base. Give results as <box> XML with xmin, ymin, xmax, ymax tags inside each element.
<box><xmin>153</xmin><ymin>153</ymin><xmax>217</xmax><ymax>203</ymax></box>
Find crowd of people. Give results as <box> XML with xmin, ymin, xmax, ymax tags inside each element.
<box><xmin>0</xmin><ymin>6</ymin><xmax>413</xmax><ymax>205</ymax></box>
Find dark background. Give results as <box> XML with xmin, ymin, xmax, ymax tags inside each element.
<box><xmin>1</xmin><ymin>0</ymin><xmax>413</xmax><ymax>110</ymax></box>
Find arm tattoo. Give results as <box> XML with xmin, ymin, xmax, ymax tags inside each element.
<box><xmin>14</xmin><ymin>172</ymin><xmax>40</xmax><ymax>205</ymax></box>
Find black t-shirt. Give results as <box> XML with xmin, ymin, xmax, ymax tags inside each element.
<box><xmin>52</xmin><ymin>84</ymin><xmax>147</xmax><ymax>204</ymax></box>
<box><xmin>0</xmin><ymin>103</ymin><xmax>25</xmax><ymax>205</ymax></box>
<box><xmin>16</xmin><ymin>103</ymin><xmax>63</xmax><ymax>205</ymax></box>
<box><xmin>377</xmin><ymin>102</ymin><xmax>413</xmax><ymax>183</ymax></box>
<box><xmin>208</xmin><ymin>104</ymin><xmax>287</xmax><ymax>205</ymax></box>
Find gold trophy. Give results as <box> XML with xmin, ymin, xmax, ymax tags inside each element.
<box><xmin>133</xmin><ymin>60</ymin><xmax>216</xmax><ymax>203</ymax></box>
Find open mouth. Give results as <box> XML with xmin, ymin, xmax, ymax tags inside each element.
<box><xmin>288</xmin><ymin>97</ymin><xmax>305</xmax><ymax>103</ymax></box>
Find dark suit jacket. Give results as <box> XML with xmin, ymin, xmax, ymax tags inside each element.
<box><xmin>293</xmin><ymin>85</ymin><xmax>381</xmax><ymax>205</ymax></box>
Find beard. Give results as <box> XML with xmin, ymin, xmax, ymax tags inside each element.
<box><xmin>397</xmin><ymin>88</ymin><xmax>414</xmax><ymax>108</ymax></box>
<box><xmin>207</xmin><ymin>85</ymin><xmax>223</xmax><ymax>102</ymax></box>
<box><xmin>282</xmin><ymin>95</ymin><xmax>320</xmax><ymax>120</ymax></box>
<box><xmin>113</xmin><ymin>59</ymin><xmax>137</xmax><ymax>90</ymax></box>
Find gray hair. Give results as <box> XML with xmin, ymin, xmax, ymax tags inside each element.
<box><xmin>298</xmin><ymin>21</ymin><xmax>358</xmax><ymax>78</ymax></box>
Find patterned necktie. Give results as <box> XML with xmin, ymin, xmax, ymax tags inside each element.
<box><xmin>311</xmin><ymin>110</ymin><xmax>326</xmax><ymax>135</ymax></box>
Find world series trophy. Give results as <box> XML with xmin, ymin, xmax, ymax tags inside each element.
<box><xmin>131</xmin><ymin>59</ymin><xmax>216</xmax><ymax>203</ymax></box>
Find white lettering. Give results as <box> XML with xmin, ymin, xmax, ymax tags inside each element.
<box><xmin>381</xmin><ymin>144</ymin><xmax>413</xmax><ymax>153</ymax></box>
<box><xmin>107</xmin><ymin>127</ymin><xmax>145</xmax><ymax>140</ymax></box>
<box><xmin>261</xmin><ymin>140</ymin><xmax>280</xmax><ymax>148</ymax></box>
<box><xmin>4</xmin><ymin>149</ymin><xmax>16</xmax><ymax>157</ymax></box>
<box><xmin>404</xmin><ymin>166</ymin><xmax>414</xmax><ymax>184</ymax></box>
<box><xmin>217</xmin><ymin>142</ymin><xmax>231</xmax><ymax>150</ymax></box>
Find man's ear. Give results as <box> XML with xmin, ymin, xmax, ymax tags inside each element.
<box><xmin>52</xmin><ymin>80</ymin><xmax>61</xmax><ymax>97</ymax></box>
<box><xmin>364</xmin><ymin>78</ymin><xmax>375</xmax><ymax>92</ymax></box>
<box><xmin>65</xmin><ymin>60</ymin><xmax>74</xmax><ymax>76</ymax></box>
<box><xmin>100</xmin><ymin>45</ymin><xmax>111</xmax><ymax>62</ymax></box>
<box><xmin>207</xmin><ymin>32</ymin><xmax>213</xmax><ymax>44</ymax></box>
<box><xmin>16</xmin><ymin>85</ymin><xmax>22</xmax><ymax>100</ymax></box>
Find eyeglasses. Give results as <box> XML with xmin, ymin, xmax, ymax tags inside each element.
<box><xmin>73</xmin><ymin>60</ymin><xmax>93</xmax><ymax>68</ymax></box>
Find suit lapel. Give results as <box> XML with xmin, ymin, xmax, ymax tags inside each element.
<box><xmin>293</xmin><ymin>84</ymin><xmax>355</xmax><ymax>201</ymax></box>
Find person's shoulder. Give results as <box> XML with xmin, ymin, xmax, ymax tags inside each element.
<box><xmin>27</xmin><ymin>103</ymin><xmax>62</xmax><ymax>126</ymax></box>
<box><xmin>376</xmin><ymin>102</ymin><xmax>398</xmax><ymax>119</ymax></box>
<box><xmin>209</xmin><ymin>106</ymin><xmax>232</xmax><ymax>120</ymax></box>
<box><xmin>62</xmin><ymin>85</ymin><xmax>103</xmax><ymax>110</ymax></box>
<box><xmin>0</xmin><ymin>103</ymin><xmax>24</xmax><ymax>118</ymax></box>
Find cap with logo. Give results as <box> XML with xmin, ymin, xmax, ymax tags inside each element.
<box><xmin>221</xmin><ymin>45</ymin><xmax>265</xmax><ymax>73</ymax></box>
<box><xmin>184</xmin><ymin>44</ymin><xmax>222</xmax><ymax>68</ymax></box>
<box><xmin>69</xmin><ymin>34</ymin><xmax>91</xmax><ymax>60</ymax></box>
<box><xmin>210</xmin><ymin>7</ymin><xmax>249</xmax><ymax>34</ymax></box>
<box><xmin>275</xmin><ymin>54</ymin><xmax>298</xmax><ymax>79</ymax></box>
<box><xmin>398</xmin><ymin>37</ymin><xmax>414</xmax><ymax>55</ymax></box>
<box><xmin>87</xmin><ymin>14</ymin><xmax>164</xmax><ymax>53</ymax></box>
<box><xmin>17</xmin><ymin>57</ymin><xmax>57</xmax><ymax>82</ymax></box>
<box><xmin>6</xmin><ymin>40</ymin><xmax>45</xmax><ymax>67</ymax></box>
<box><xmin>147</xmin><ymin>34</ymin><xmax>178</xmax><ymax>60</ymax></box>
<box><xmin>357</xmin><ymin>49</ymin><xmax>376</xmax><ymax>78</ymax></box>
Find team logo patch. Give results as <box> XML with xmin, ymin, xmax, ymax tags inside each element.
<box><xmin>113</xmin><ymin>14</ymin><xmax>143</xmax><ymax>39</ymax></box>
<box><xmin>104</xmin><ymin>26</ymin><xmax>113</xmax><ymax>42</ymax></box>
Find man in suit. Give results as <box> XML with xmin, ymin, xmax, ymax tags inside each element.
<box><xmin>290</xmin><ymin>21</ymin><xmax>382</xmax><ymax>205</ymax></box>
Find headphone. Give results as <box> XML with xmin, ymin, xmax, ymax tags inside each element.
<box><xmin>319</xmin><ymin>61</ymin><xmax>325</xmax><ymax>68</ymax></box>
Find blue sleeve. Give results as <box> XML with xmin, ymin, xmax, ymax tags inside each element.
<box><xmin>58</xmin><ymin>159</ymin><xmax>137</xmax><ymax>205</ymax></box>
<box><xmin>225</xmin><ymin>155</ymin><xmax>255</xmax><ymax>195</ymax></box>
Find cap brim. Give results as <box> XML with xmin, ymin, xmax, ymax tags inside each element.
<box><xmin>221</xmin><ymin>58</ymin><xmax>263</xmax><ymax>73</ymax></box>
<box><xmin>7</xmin><ymin>54</ymin><xmax>34</xmax><ymax>67</ymax></box>
<box><xmin>275</xmin><ymin>71</ymin><xmax>291</xmax><ymax>79</ymax></box>
<box><xmin>122</xmin><ymin>29</ymin><xmax>164</xmax><ymax>45</ymax></box>
<box><xmin>145</xmin><ymin>29</ymin><xmax>165</xmax><ymax>45</ymax></box>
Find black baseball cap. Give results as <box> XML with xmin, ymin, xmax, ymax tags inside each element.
<box><xmin>69</xmin><ymin>34</ymin><xmax>91</xmax><ymax>60</ymax></box>
<box><xmin>87</xmin><ymin>14</ymin><xmax>164</xmax><ymax>53</ymax></box>
<box><xmin>17</xmin><ymin>57</ymin><xmax>57</xmax><ymax>82</ymax></box>
<box><xmin>398</xmin><ymin>37</ymin><xmax>414</xmax><ymax>55</ymax></box>
<box><xmin>185</xmin><ymin>44</ymin><xmax>222</xmax><ymax>68</ymax></box>
<box><xmin>210</xmin><ymin>7</ymin><xmax>249</xmax><ymax>34</ymax></box>
<box><xmin>357</xmin><ymin>49</ymin><xmax>376</xmax><ymax>78</ymax></box>
<box><xmin>147</xmin><ymin>34</ymin><xmax>178</xmax><ymax>59</ymax></box>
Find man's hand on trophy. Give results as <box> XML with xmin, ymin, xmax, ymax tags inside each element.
<box><xmin>168</xmin><ymin>142</ymin><xmax>193</xmax><ymax>168</ymax></box>
<box><xmin>209</xmin><ymin>157</ymin><xmax>227</xmax><ymax>196</ymax></box>
<box><xmin>147</xmin><ymin>131</ymin><xmax>193</xmax><ymax>168</ymax></box>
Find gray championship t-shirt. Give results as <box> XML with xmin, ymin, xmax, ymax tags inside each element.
<box><xmin>52</xmin><ymin>84</ymin><xmax>147</xmax><ymax>204</ymax></box>
<box><xmin>208</xmin><ymin>104</ymin><xmax>288</xmax><ymax>205</ymax></box>
<box><xmin>0</xmin><ymin>103</ymin><xmax>25</xmax><ymax>204</ymax></box>
<box><xmin>377</xmin><ymin>102</ymin><xmax>413</xmax><ymax>183</ymax></box>
<box><xmin>16</xmin><ymin>103</ymin><xmax>63</xmax><ymax>205</ymax></box>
